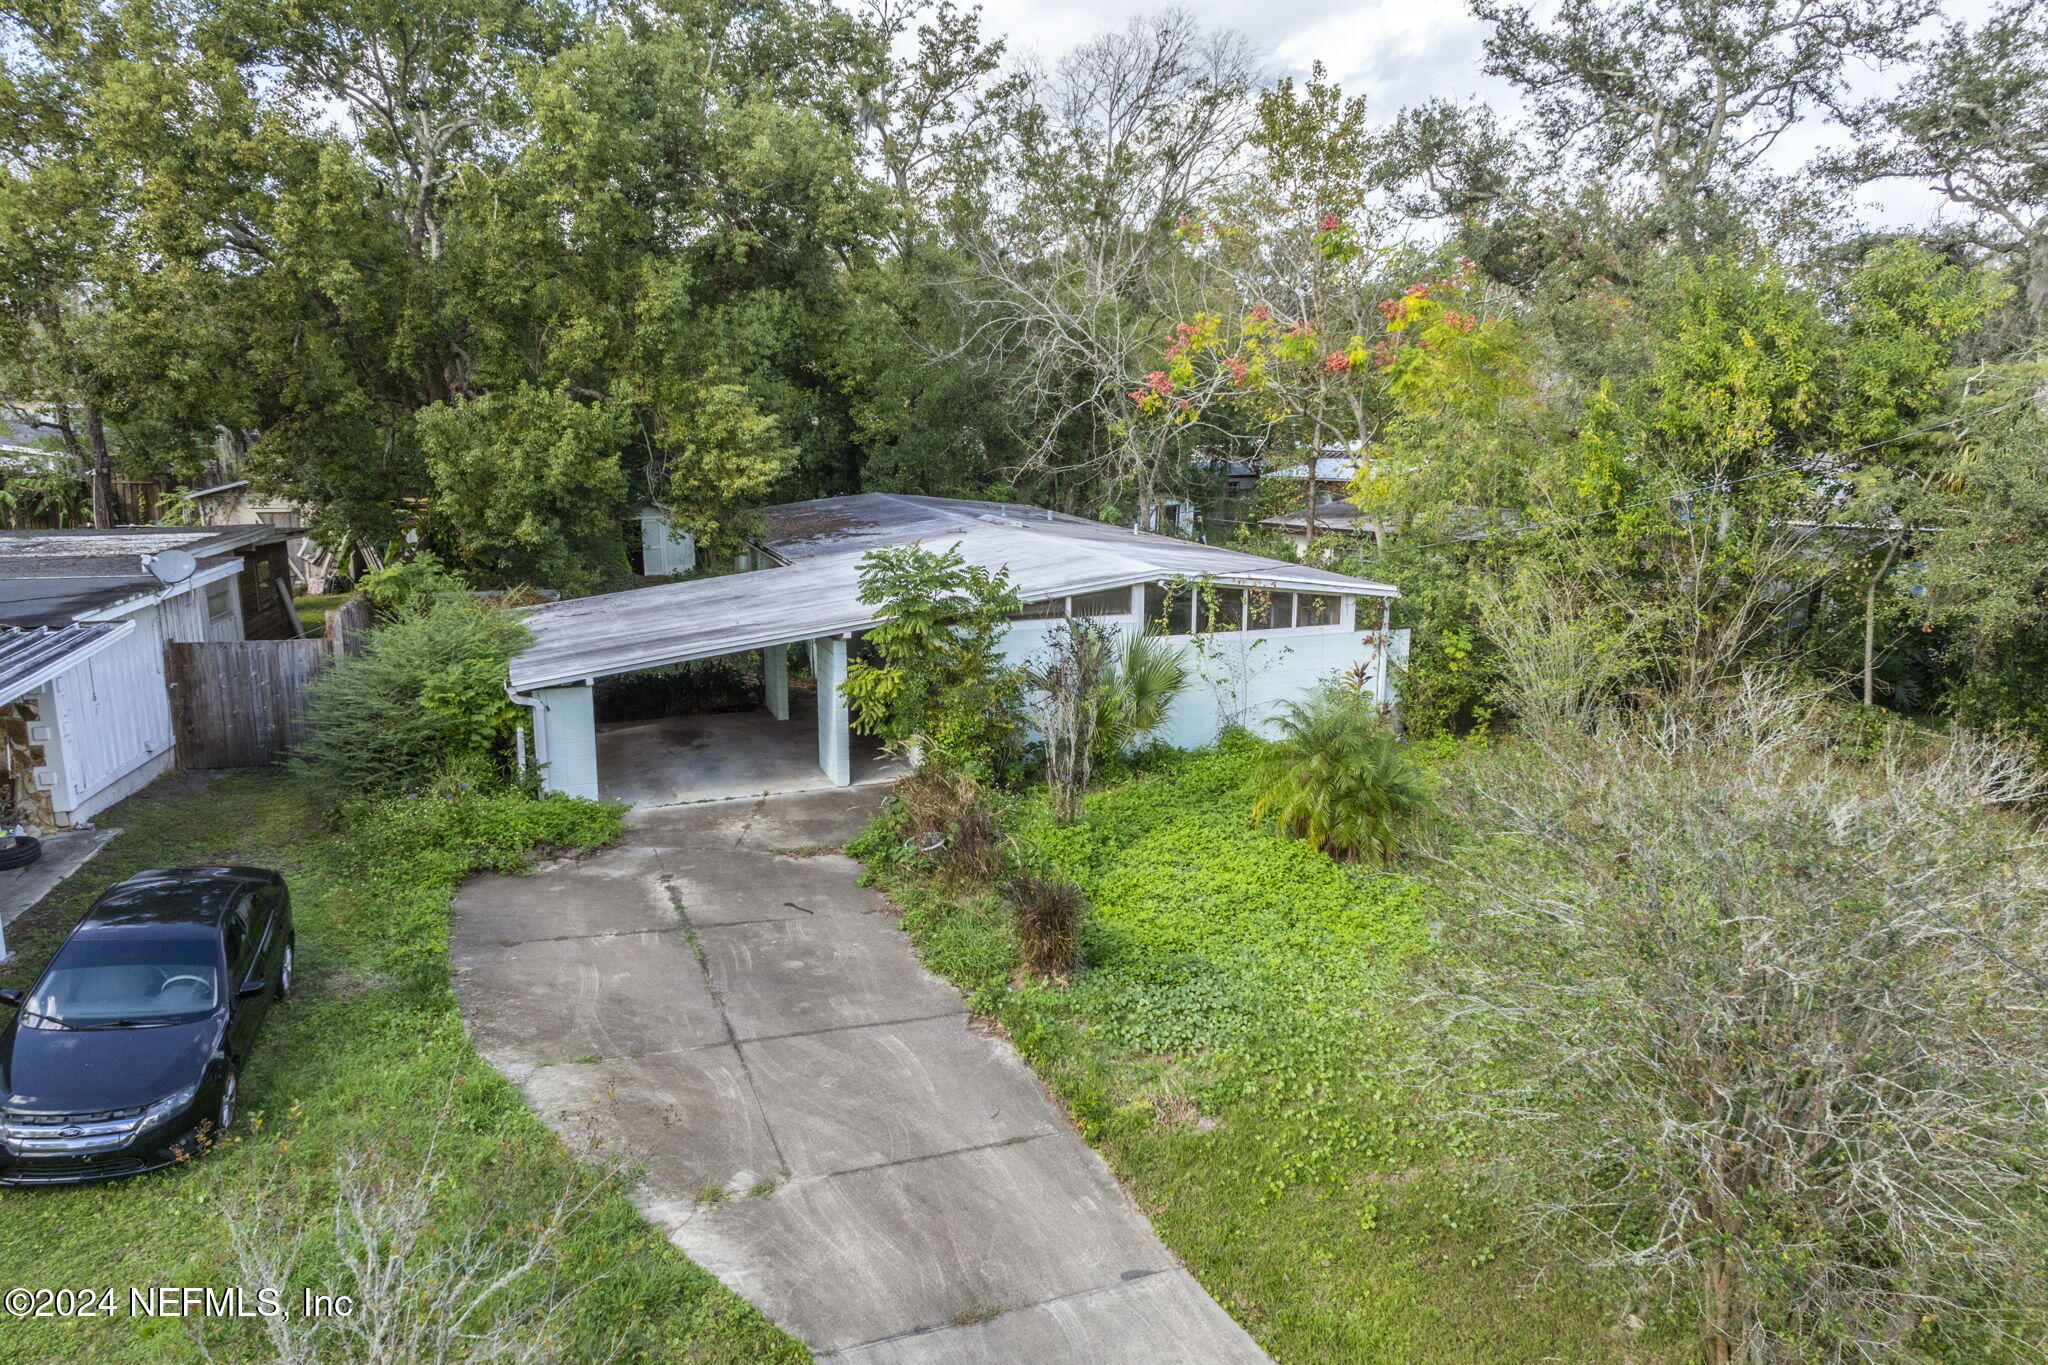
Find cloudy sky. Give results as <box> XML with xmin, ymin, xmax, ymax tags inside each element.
<box><xmin>970</xmin><ymin>0</ymin><xmax>2001</xmax><ymax>228</ymax></box>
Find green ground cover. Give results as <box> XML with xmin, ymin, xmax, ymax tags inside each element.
<box><xmin>0</xmin><ymin>772</ymin><xmax>804</xmax><ymax>1365</ymax></box>
<box><xmin>291</xmin><ymin>592</ymin><xmax>351</xmax><ymax>637</ymax></box>
<box><xmin>852</xmin><ymin>736</ymin><xmax>1663</xmax><ymax>1363</ymax></box>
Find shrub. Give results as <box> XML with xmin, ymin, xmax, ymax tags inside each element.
<box><xmin>1250</xmin><ymin>688</ymin><xmax>1436</xmax><ymax>866</ymax></box>
<box><xmin>892</xmin><ymin>763</ymin><xmax>1006</xmax><ymax>881</ymax></box>
<box><xmin>1095</xmin><ymin>631</ymin><xmax>1190</xmax><ymax>757</ymax></box>
<box><xmin>1427</xmin><ymin>679</ymin><xmax>2048</xmax><ymax>1363</ymax></box>
<box><xmin>297</xmin><ymin>599</ymin><xmax>531</xmax><ymax>798</ymax></box>
<box><xmin>1006</xmin><ymin>871</ymin><xmax>1086</xmax><ymax>983</ymax></box>
<box><xmin>839</xmin><ymin>543</ymin><xmax>1025</xmax><ymax>778</ymax></box>
<box><xmin>356</xmin><ymin>550</ymin><xmax>468</xmax><ymax>616</ymax></box>
<box><xmin>1026</xmin><ymin>619</ymin><xmax>1115</xmax><ymax>823</ymax></box>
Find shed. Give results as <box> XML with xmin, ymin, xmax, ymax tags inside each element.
<box><xmin>0</xmin><ymin>525</ymin><xmax>295</xmax><ymax>827</ymax></box>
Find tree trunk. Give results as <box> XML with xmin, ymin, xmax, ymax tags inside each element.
<box><xmin>1864</xmin><ymin>533</ymin><xmax>1905</xmax><ymax>706</ymax></box>
<box><xmin>83</xmin><ymin>405</ymin><xmax>115</xmax><ymax>529</ymax></box>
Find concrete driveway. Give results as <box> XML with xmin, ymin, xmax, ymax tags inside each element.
<box><xmin>451</xmin><ymin>788</ymin><xmax>1269</xmax><ymax>1364</ymax></box>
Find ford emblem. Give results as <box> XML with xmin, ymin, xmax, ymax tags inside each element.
<box><xmin>59</xmin><ymin>1127</ymin><xmax>82</xmax><ymax>1138</ymax></box>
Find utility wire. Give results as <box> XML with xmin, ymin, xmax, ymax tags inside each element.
<box><xmin>1858</xmin><ymin>858</ymin><xmax>2048</xmax><ymax>994</ymax></box>
<box><xmin>1218</xmin><ymin>396</ymin><xmax>2034</xmax><ymax>559</ymax></box>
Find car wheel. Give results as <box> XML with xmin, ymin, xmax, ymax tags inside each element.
<box><xmin>215</xmin><ymin>1067</ymin><xmax>240</xmax><ymax>1137</ymax></box>
<box><xmin>277</xmin><ymin>937</ymin><xmax>295</xmax><ymax>1001</ymax></box>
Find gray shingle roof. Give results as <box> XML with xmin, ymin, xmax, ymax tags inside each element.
<box><xmin>510</xmin><ymin>494</ymin><xmax>1399</xmax><ymax>691</ymax></box>
<box><xmin>0</xmin><ymin>622</ymin><xmax>133</xmax><ymax>703</ymax></box>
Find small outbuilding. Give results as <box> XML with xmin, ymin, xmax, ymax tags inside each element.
<box><xmin>510</xmin><ymin>494</ymin><xmax>1406</xmax><ymax>807</ymax></box>
<box><xmin>0</xmin><ymin>525</ymin><xmax>296</xmax><ymax>828</ymax></box>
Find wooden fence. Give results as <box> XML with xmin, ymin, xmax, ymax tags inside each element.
<box><xmin>165</xmin><ymin>640</ymin><xmax>332</xmax><ymax>769</ymax></box>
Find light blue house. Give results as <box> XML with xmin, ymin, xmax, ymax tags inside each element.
<box><xmin>508</xmin><ymin>494</ymin><xmax>1405</xmax><ymax>805</ymax></box>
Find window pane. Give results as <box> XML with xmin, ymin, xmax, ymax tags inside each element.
<box><xmin>1013</xmin><ymin>596</ymin><xmax>1066</xmax><ymax>620</ymax></box>
<box><xmin>1357</xmin><ymin>596</ymin><xmax>1389</xmax><ymax>630</ymax></box>
<box><xmin>1197</xmin><ymin>586</ymin><xmax>1243</xmax><ymax>632</ymax></box>
<box><xmin>1070</xmin><ymin>586</ymin><xmax>1135</xmax><ymax>617</ymax></box>
<box><xmin>1246</xmin><ymin>586</ymin><xmax>1292</xmax><ymax>630</ymax></box>
<box><xmin>1145</xmin><ymin>582</ymin><xmax>1192</xmax><ymax>636</ymax></box>
<box><xmin>1299</xmin><ymin>593</ymin><xmax>1341</xmax><ymax>626</ymax></box>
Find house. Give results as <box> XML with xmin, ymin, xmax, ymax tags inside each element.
<box><xmin>1258</xmin><ymin>499</ymin><xmax>1393</xmax><ymax>558</ymax></box>
<box><xmin>0</xmin><ymin>525</ymin><xmax>296</xmax><ymax>829</ymax></box>
<box><xmin>508</xmin><ymin>493</ymin><xmax>1406</xmax><ymax>806</ymax></box>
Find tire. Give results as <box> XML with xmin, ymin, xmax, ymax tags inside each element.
<box><xmin>276</xmin><ymin>938</ymin><xmax>295</xmax><ymax>1002</ymax></box>
<box><xmin>214</xmin><ymin>1066</ymin><xmax>240</xmax><ymax>1138</ymax></box>
<box><xmin>0</xmin><ymin>836</ymin><xmax>40</xmax><ymax>871</ymax></box>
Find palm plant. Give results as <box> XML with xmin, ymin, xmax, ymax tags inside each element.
<box><xmin>1096</xmin><ymin>632</ymin><xmax>1190</xmax><ymax>755</ymax></box>
<box><xmin>1251</xmin><ymin>688</ymin><xmax>1434</xmax><ymax>866</ymax></box>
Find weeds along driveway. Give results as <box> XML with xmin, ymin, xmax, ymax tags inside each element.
<box><xmin>450</xmin><ymin>787</ymin><xmax>1270</xmax><ymax>1364</ymax></box>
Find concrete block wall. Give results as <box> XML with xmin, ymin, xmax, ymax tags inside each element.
<box><xmin>997</xmin><ymin>591</ymin><xmax>1404</xmax><ymax>753</ymax></box>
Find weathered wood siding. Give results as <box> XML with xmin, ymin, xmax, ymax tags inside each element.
<box><xmin>165</xmin><ymin>640</ymin><xmax>330</xmax><ymax>769</ymax></box>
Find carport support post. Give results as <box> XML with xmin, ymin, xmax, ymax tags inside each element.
<box><xmin>814</xmin><ymin>635</ymin><xmax>851</xmax><ymax>787</ymax></box>
<box><xmin>761</xmin><ymin>644</ymin><xmax>789</xmax><ymax>721</ymax></box>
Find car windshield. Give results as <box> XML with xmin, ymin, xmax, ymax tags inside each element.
<box><xmin>25</xmin><ymin>934</ymin><xmax>222</xmax><ymax>1029</ymax></box>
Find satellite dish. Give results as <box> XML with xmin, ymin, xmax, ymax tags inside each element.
<box><xmin>144</xmin><ymin>549</ymin><xmax>198</xmax><ymax>586</ymax></box>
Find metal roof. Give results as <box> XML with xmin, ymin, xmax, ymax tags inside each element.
<box><xmin>511</xmin><ymin>494</ymin><xmax>1399</xmax><ymax>691</ymax></box>
<box><xmin>0</xmin><ymin>621</ymin><xmax>134</xmax><ymax>703</ymax></box>
<box><xmin>0</xmin><ymin>524</ymin><xmax>287</xmax><ymax>628</ymax></box>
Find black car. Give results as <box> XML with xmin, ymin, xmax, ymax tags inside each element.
<box><xmin>0</xmin><ymin>866</ymin><xmax>293</xmax><ymax>1185</ymax></box>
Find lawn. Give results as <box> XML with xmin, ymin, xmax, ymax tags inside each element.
<box><xmin>0</xmin><ymin>771</ymin><xmax>804</xmax><ymax>1365</ymax></box>
<box><xmin>852</xmin><ymin>736</ymin><xmax>1665</xmax><ymax>1363</ymax></box>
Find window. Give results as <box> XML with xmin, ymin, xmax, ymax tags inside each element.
<box><xmin>1358</xmin><ymin>596</ymin><xmax>1390</xmax><ymax>630</ymax></box>
<box><xmin>1298</xmin><ymin>593</ymin><xmax>1342</xmax><ymax>627</ymax></box>
<box><xmin>226</xmin><ymin>896</ymin><xmax>253</xmax><ymax>975</ymax></box>
<box><xmin>1197</xmin><ymin>586</ymin><xmax>1244</xmax><ymax>632</ymax></box>
<box><xmin>206</xmin><ymin>579</ymin><xmax>233</xmax><ymax>621</ymax></box>
<box><xmin>24</xmin><ymin>936</ymin><xmax>222</xmax><ymax>1029</ymax></box>
<box><xmin>1069</xmin><ymin>587</ymin><xmax>1135</xmax><ymax>618</ymax></box>
<box><xmin>1246</xmin><ymin>587</ymin><xmax>1292</xmax><ymax>631</ymax></box>
<box><xmin>1144</xmin><ymin>582</ymin><xmax>1192</xmax><ymax>636</ymax></box>
<box><xmin>1012</xmin><ymin>597</ymin><xmax>1065</xmax><ymax>620</ymax></box>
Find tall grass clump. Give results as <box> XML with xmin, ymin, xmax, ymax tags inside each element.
<box><xmin>1006</xmin><ymin>871</ymin><xmax>1087</xmax><ymax>982</ymax></box>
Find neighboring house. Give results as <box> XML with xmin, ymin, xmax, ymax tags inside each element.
<box><xmin>179</xmin><ymin>480</ymin><xmax>323</xmax><ymax>586</ymax></box>
<box><xmin>1265</xmin><ymin>455</ymin><xmax>1361</xmax><ymax>484</ymax></box>
<box><xmin>1259</xmin><ymin>499</ymin><xmax>1393</xmax><ymax>558</ymax></box>
<box><xmin>0</xmin><ymin>525</ymin><xmax>295</xmax><ymax>828</ymax></box>
<box><xmin>509</xmin><ymin>493</ymin><xmax>1406</xmax><ymax>803</ymax></box>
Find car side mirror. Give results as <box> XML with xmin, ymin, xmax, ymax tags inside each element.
<box><xmin>0</xmin><ymin>988</ymin><xmax>20</xmax><ymax>1009</ymax></box>
<box><xmin>235</xmin><ymin>980</ymin><xmax>267</xmax><ymax>1002</ymax></box>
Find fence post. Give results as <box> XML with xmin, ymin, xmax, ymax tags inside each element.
<box><xmin>323</xmin><ymin>593</ymin><xmax>371</xmax><ymax>660</ymax></box>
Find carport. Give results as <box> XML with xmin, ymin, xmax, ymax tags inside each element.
<box><xmin>508</xmin><ymin>560</ymin><xmax>883</xmax><ymax>802</ymax></box>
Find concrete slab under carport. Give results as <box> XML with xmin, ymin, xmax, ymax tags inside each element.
<box><xmin>596</xmin><ymin>699</ymin><xmax>905</xmax><ymax>809</ymax></box>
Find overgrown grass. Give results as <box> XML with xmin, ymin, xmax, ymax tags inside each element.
<box><xmin>851</xmin><ymin>736</ymin><xmax>1664</xmax><ymax>1362</ymax></box>
<box><xmin>291</xmin><ymin>591</ymin><xmax>350</xmax><ymax>637</ymax></box>
<box><xmin>0</xmin><ymin>771</ymin><xmax>804</xmax><ymax>1365</ymax></box>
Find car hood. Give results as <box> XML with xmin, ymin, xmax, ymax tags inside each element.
<box><xmin>0</xmin><ymin>1014</ymin><xmax>223</xmax><ymax>1114</ymax></box>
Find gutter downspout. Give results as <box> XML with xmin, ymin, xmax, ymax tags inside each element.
<box><xmin>505</xmin><ymin>685</ymin><xmax>545</xmax><ymax>784</ymax></box>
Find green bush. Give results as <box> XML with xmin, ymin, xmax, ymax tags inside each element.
<box><xmin>1250</xmin><ymin>688</ymin><xmax>1437</xmax><ymax>866</ymax></box>
<box><xmin>354</xmin><ymin>550</ymin><xmax>468</xmax><ymax>615</ymax></box>
<box><xmin>296</xmin><ymin>599</ymin><xmax>531</xmax><ymax>797</ymax></box>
